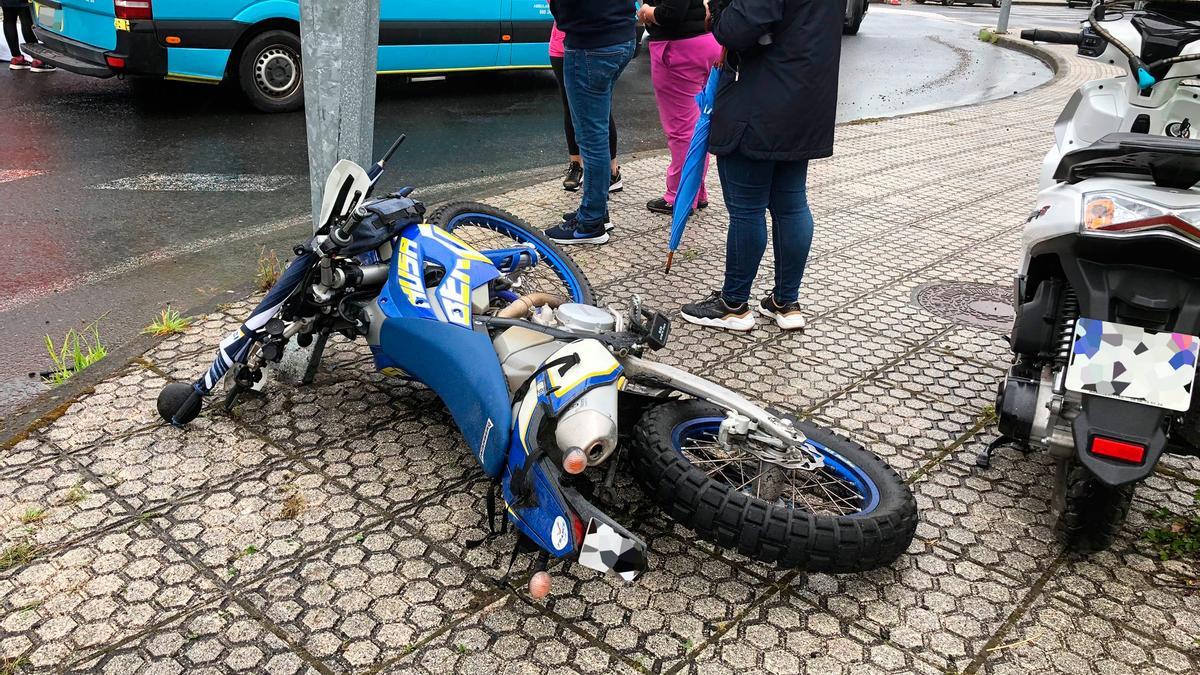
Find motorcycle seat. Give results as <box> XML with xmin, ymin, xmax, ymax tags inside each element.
<box><xmin>1055</xmin><ymin>132</ymin><xmax>1200</xmax><ymax>189</ymax></box>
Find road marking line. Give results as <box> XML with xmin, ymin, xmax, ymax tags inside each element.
<box><xmin>89</xmin><ymin>173</ymin><xmax>299</xmax><ymax>192</ymax></box>
<box><xmin>0</xmin><ymin>169</ymin><xmax>47</xmax><ymax>184</ymax></box>
<box><xmin>0</xmin><ymin>213</ymin><xmax>310</xmax><ymax>315</ymax></box>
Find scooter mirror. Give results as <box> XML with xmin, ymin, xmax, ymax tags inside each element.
<box><xmin>317</xmin><ymin>160</ymin><xmax>372</xmax><ymax>234</ymax></box>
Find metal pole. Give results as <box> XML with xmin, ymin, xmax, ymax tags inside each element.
<box><xmin>299</xmin><ymin>0</ymin><xmax>381</xmax><ymax>232</ymax></box>
<box><xmin>997</xmin><ymin>0</ymin><xmax>1013</xmax><ymax>34</ymax></box>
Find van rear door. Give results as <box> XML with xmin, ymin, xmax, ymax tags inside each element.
<box><xmin>36</xmin><ymin>0</ymin><xmax>119</xmax><ymax>51</ymax></box>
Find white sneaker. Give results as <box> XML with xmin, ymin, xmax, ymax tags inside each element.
<box><xmin>757</xmin><ymin>297</ymin><xmax>805</xmax><ymax>330</ymax></box>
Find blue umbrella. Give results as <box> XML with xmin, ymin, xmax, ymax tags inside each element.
<box><xmin>665</xmin><ymin>64</ymin><xmax>721</xmax><ymax>274</ymax></box>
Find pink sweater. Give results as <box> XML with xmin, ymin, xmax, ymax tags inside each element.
<box><xmin>549</xmin><ymin>23</ymin><xmax>566</xmax><ymax>58</ymax></box>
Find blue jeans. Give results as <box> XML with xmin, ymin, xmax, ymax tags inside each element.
<box><xmin>718</xmin><ymin>154</ymin><xmax>814</xmax><ymax>305</ymax></box>
<box><xmin>563</xmin><ymin>39</ymin><xmax>635</xmax><ymax>229</ymax></box>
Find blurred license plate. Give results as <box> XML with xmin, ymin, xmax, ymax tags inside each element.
<box><xmin>1065</xmin><ymin>318</ymin><xmax>1199</xmax><ymax>412</ymax></box>
<box><xmin>35</xmin><ymin>4</ymin><xmax>62</xmax><ymax>32</ymax></box>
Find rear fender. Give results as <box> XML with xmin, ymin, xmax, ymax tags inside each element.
<box><xmin>1072</xmin><ymin>395</ymin><xmax>1168</xmax><ymax>485</ymax></box>
<box><xmin>232</xmin><ymin>1</ymin><xmax>301</xmax><ymax>25</ymax></box>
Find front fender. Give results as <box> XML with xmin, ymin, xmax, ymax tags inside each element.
<box><xmin>620</xmin><ymin>356</ymin><xmax>806</xmax><ymax>445</ymax></box>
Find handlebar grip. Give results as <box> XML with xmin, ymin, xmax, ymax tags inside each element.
<box><xmin>1020</xmin><ymin>29</ymin><xmax>1083</xmax><ymax>45</ymax></box>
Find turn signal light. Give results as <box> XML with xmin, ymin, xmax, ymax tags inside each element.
<box><xmin>1084</xmin><ymin>197</ymin><xmax>1115</xmax><ymax>230</ymax></box>
<box><xmin>563</xmin><ymin>448</ymin><xmax>587</xmax><ymax>475</ymax></box>
<box><xmin>165</xmin><ymin>36</ymin><xmax>182</xmax><ymax>45</ymax></box>
<box><xmin>1090</xmin><ymin>436</ymin><xmax>1146</xmax><ymax>464</ymax></box>
<box><xmin>529</xmin><ymin>571</ymin><xmax>552</xmax><ymax>599</ymax></box>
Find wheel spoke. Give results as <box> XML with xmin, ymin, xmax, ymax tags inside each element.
<box><xmin>677</xmin><ymin>429</ymin><xmax>867</xmax><ymax>516</ymax></box>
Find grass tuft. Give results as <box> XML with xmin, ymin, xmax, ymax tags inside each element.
<box><xmin>280</xmin><ymin>493</ymin><xmax>306</xmax><ymax>520</ymax></box>
<box><xmin>43</xmin><ymin>319</ymin><xmax>107</xmax><ymax>386</ymax></box>
<box><xmin>19</xmin><ymin>507</ymin><xmax>46</xmax><ymax>525</ymax></box>
<box><xmin>1143</xmin><ymin>490</ymin><xmax>1200</xmax><ymax>562</ymax></box>
<box><xmin>0</xmin><ymin>541</ymin><xmax>41</xmax><ymax>573</ymax></box>
<box><xmin>256</xmin><ymin>247</ymin><xmax>284</xmax><ymax>292</ymax></box>
<box><xmin>979</xmin><ymin>404</ymin><xmax>998</xmax><ymax>426</ymax></box>
<box><xmin>143</xmin><ymin>306</ymin><xmax>192</xmax><ymax>336</ymax></box>
<box><xmin>1</xmin><ymin>656</ymin><xmax>29</xmax><ymax>675</ymax></box>
<box><xmin>62</xmin><ymin>480</ymin><xmax>87</xmax><ymax>506</ymax></box>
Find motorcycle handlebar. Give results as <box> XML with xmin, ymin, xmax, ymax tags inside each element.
<box><xmin>1019</xmin><ymin>29</ymin><xmax>1083</xmax><ymax>45</ymax></box>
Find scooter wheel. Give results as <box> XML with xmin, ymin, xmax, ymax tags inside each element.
<box><xmin>630</xmin><ymin>400</ymin><xmax>918</xmax><ymax>572</ymax></box>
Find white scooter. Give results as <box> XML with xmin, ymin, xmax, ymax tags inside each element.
<box><xmin>994</xmin><ymin>1</ymin><xmax>1200</xmax><ymax>552</ymax></box>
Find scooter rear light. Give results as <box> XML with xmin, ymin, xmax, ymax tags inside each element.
<box><xmin>1082</xmin><ymin>192</ymin><xmax>1200</xmax><ymax>244</ymax></box>
<box><xmin>115</xmin><ymin>0</ymin><xmax>153</xmax><ymax>21</ymax></box>
<box><xmin>105</xmin><ymin>56</ymin><xmax>126</xmax><ymax>69</ymax></box>
<box><xmin>572</xmin><ymin>513</ymin><xmax>585</xmax><ymax>549</ymax></box>
<box><xmin>1090</xmin><ymin>436</ymin><xmax>1146</xmax><ymax>464</ymax></box>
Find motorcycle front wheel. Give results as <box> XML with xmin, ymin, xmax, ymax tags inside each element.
<box><xmin>630</xmin><ymin>400</ymin><xmax>918</xmax><ymax>572</ymax></box>
<box><xmin>430</xmin><ymin>201</ymin><xmax>596</xmax><ymax>305</ymax></box>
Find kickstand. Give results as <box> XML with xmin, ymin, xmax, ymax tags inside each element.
<box><xmin>302</xmin><ymin>330</ymin><xmax>330</xmax><ymax>385</ymax></box>
<box><xmin>977</xmin><ymin>434</ymin><xmax>1017</xmax><ymax>469</ymax></box>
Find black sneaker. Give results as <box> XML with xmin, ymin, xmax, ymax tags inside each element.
<box><xmin>681</xmin><ymin>291</ymin><xmax>755</xmax><ymax>331</ymax></box>
<box><xmin>757</xmin><ymin>296</ymin><xmax>805</xmax><ymax>330</ymax></box>
<box><xmin>610</xmin><ymin>168</ymin><xmax>623</xmax><ymax>193</ymax></box>
<box><xmin>546</xmin><ymin>214</ymin><xmax>610</xmax><ymax>245</ymax></box>
<box><xmin>646</xmin><ymin>198</ymin><xmax>673</xmax><ymax>215</ymax></box>
<box><xmin>563</xmin><ymin>162</ymin><xmax>583</xmax><ymax>191</ymax></box>
<box><xmin>561</xmin><ymin>210</ymin><xmax>613</xmax><ymax>232</ymax></box>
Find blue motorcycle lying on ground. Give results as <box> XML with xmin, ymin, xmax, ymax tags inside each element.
<box><xmin>158</xmin><ymin>138</ymin><xmax>918</xmax><ymax>596</ymax></box>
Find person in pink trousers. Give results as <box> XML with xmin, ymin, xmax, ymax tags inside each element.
<box><xmin>637</xmin><ymin>0</ymin><xmax>721</xmax><ymax>215</ymax></box>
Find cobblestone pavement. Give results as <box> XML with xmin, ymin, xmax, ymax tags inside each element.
<box><xmin>4</xmin><ymin>45</ymin><xmax>1200</xmax><ymax>675</ymax></box>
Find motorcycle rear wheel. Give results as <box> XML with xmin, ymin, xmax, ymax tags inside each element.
<box><xmin>1052</xmin><ymin>458</ymin><xmax>1134</xmax><ymax>552</ymax></box>
<box><xmin>430</xmin><ymin>201</ymin><xmax>596</xmax><ymax>306</ymax></box>
<box><xmin>630</xmin><ymin>400</ymin><xmax>918</xmax><ymax>572</ymax></box>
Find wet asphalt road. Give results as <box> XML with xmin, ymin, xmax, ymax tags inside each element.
<box><xmin>0</xmin><ymin>5</ymin><xmax>1069</xmax><ymax>412</ymax></box>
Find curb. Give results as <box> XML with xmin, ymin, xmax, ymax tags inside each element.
<box><xmin>0</xmin><ymin>38</ymin><xmax>1065</xmax><ymax>450</ymax></box>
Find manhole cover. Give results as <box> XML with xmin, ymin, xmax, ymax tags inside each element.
<box><xmin>912</xmin><ymin>282</ymin><xmax>1015</xmax><ymax>331</ymax></box>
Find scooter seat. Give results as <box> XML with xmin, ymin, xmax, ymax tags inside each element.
<box><xmin>1055</xmin><ymin>132</ymin><xmax>1200</xmax><ymax>189</ymax></box>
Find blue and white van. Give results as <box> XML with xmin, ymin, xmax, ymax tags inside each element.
<box><xmin>24</xmin><ymin>1</ymin><xmax>554</xmax><ymax>112</ymax></box>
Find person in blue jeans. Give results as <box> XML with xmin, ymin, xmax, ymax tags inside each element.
<box><xmin>681</xmin><ymin>0</ymin><xmax>841</xmax><ymax>331</ymax></box>
<box><xmin>544</xmin><ymin>0</ymin><xmax>637</xmax><ymax>246</ymax></box>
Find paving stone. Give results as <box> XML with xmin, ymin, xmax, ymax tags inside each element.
<box><xmin>239</xmin><ymin>520</ymin><xmax>491</xmax><ymax>673</ymax></box>
<box><xmin>686</xmin><ymin>590</ymin><xmax>943</xmax><ymax>675</ymax></box>
<box><xmin>78</xmin><ymin>418</ymin><xmax>274</xmax><ymax>510</ymax></box>
<box><xmin>0</xmin><ymin>457</ymin><xmax>130</xmax><ymax>552</ymax></box>
<box><xmin>394</xmin><ymin>595</ymin><xmax>638</xmax><ymax>675</ymax></box>
<box><xmin>39</xmin><ymin>365</ymin><xmax>168</xmax><ymax>451</ymax></box>
<box><xmin>151</xmin><ymin>458</ymin><xmax>382</xmax><ymax>583</ymax></box>
<box><xmin>308</xmin><ymin>416</ymin><xmax>477</xmax><ymax>515</ymax></box>
<box><xmin>67</xmin><ymin>598</ymin><xmax>319</xmax><ymax>675</ymax></box>
<box><xmin>0</xmin><ymin>523</ymin><xmax>219</xmax><ymax>671</ymax></box>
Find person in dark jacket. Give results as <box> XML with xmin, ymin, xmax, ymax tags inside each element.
<box><xmin>681</xmin><ymin>0</ymin><xmax>840</xmax><ymax>331</ymax></box>
<box><xmin>544</xmin><ymin>0</ymin><xmax>638</xmax><ymax>246</ymax></box>
<box><xmin>3</xmin><ymin>0</ymin><xmax>54</xmax><ymax>71</ymax></box>
<box><xmin>638</xmin><ymin>0</ymin><xmax>721</xmax><ymax>216</ymax></box>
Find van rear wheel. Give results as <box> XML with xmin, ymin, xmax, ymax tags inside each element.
<box><xmin>238</xmin><ymin>30</ymin><xmax>304</xmax><ymax>113</ymax></box>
